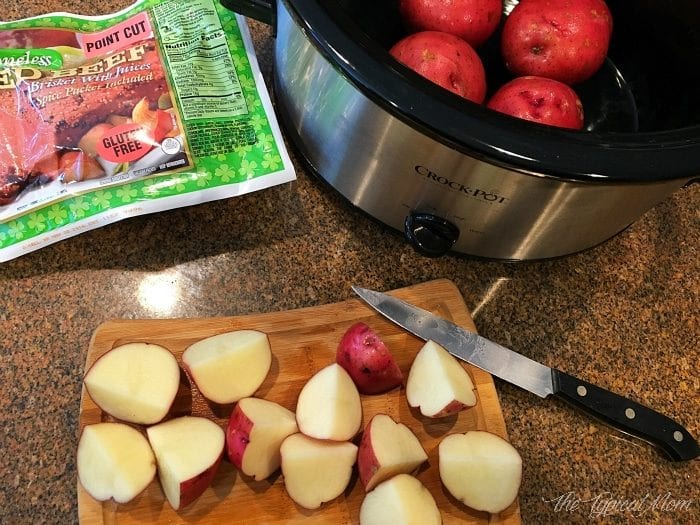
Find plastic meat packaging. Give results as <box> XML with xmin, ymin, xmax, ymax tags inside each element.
<box><xmin>0</xmin><ymin>0</ymin><xmax>295</xmax><ymax>262</ymax></box>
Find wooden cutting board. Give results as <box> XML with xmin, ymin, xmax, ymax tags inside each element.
<box><xmin>78</xmin><ymin>278</ymin><xmax>521</xmax><ymax>524</ymax></box>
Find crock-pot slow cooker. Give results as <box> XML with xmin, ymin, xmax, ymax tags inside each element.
<box><xmin>222</xmin><ymin>0</ymin><xmax>699</xmax><ymax>260</ymax></box>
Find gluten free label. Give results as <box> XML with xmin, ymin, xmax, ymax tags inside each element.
<box><xmin>97</xmin><ymin>123</ymin><xmax>154</xmax><ymax>163</ymax></box>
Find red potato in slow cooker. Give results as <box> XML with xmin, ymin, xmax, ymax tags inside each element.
<box><xmin>336</xmin><ymin>322</ymin><xmax>403</xmax><ymax>395</ymax></box>
<box><xmin>390</xmin><ymin>31</ymin><xmax>487</xmax><ymax>103</ymax></box>
<box><xmin>398</xmin><ymin>0</ymin><xmax>503</xmax><ymax>48</ymax></box>
<box><xmin>487</xmin><ymin>76</ymin><xmax>585</xmax><ymax>129</ymax></box>
<box><xmin>501</xmin><ymin>0</ymin><xmax>613</xmax><ymax>85</ymax></box>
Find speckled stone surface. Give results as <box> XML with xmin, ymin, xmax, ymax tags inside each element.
<box><xmin>1</xmin><ymin>1</ymin><xmax>698</xmax><ymax>524</ymax></box>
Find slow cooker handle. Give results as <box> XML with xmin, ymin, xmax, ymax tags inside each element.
<box><xmin>220</xmin><ymin>0</ymin><xmax>276</xmax><ymax>28</ymax></box>
<box><xmin>404</xmin><ymin>212</ymin><xmax>460</xmax><ymax>258</ymax></box>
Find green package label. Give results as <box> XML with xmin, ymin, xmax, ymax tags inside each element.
<box><xmin>0</xmin><ymin>48</ymin><xmax>64</xmax><ymax>69</ymax></box>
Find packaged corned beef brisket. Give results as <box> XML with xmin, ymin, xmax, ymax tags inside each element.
<box><xmin>0</xmin><ymin>0</ymin><xmax>295</xmax><ymax>262</ymax></box>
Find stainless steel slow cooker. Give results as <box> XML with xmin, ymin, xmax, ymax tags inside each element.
<box><xmin>222</xmin><ymin>0</ymin><xmax>699</xmax><ymax>260</ymax></box>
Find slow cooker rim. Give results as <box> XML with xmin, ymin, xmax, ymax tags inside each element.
<box><xmin>281</xmin><ymin>0</ymin><xmax>700</xmax><ymax>184</ymax></box>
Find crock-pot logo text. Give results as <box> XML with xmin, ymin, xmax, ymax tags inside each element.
<box><xmin>414</xmin><ymin>166</ymin><xmax>508</xmax><ymax>204</ymax></box>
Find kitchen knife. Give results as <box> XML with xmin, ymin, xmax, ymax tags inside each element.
<box><xmin>352</xmin><ymin>286</ymin><xmax>699</xmax><ymax>462</ymax></box>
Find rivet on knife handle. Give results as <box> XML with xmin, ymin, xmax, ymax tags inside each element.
<box><xmin>552</xmin><ymin>369</ymin><xmax>700</xmax><ymax>462</ymax></box>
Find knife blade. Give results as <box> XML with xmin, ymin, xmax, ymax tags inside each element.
<box><xmin>352</xmin><ymin>286</ymin><xmax>699</xmax><ymax>462</ymax></box>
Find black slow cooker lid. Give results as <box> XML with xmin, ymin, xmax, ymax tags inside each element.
<box><xmin>282</xmin><ymin>0</ymin><xmax>700</xmax><ymax>183</ymax></box>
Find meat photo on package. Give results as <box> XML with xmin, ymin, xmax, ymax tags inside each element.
<box><xmin>0</xmin><ymin>23</ymin><xmax>188</xmax><ymax>215</ymax></box>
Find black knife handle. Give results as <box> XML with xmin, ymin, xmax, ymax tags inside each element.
<box><xmin>552</xmin><ymin>369</ymin><xmax>699</xmax><ymax>462</ymax></box>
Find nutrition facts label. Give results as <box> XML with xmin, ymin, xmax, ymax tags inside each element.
<box><xmin>151</xmin><ymin>0</ymin><xmax>247</xmax><ymax>120</ymax></box>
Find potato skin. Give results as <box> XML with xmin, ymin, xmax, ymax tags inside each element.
<box><xmin>501</xmin><ymin>0</ymin><xmax>613</xmax><ymax>85</ymax></box>
<box><xmin>177</xmin><ymin>453</ymin><xmax>223</xmax><ymax>510</ymax></box>
<box><xmin>336</xmin><ymin>322</ymin><xmax>403</xmax><ymax>395</ymax></box>
<box><xmin>225</xmin><ymin>403</ymin><xmax>254</xmax><ymax>470</ymax></box>
<box><xmin>357</xmin><ymin>423</ymin><xmax>381</xmax><ymax>489</ymax></box>
<box><xmin>399</xmin><ymin>0</ymin><xmax>503</xmax><ymax>48</ymax></box>
<box><xmin>390</xmin><ymin>31</ymin><xmax>487</xmax><ymax>103</ymax></box>
<box><xmin>487</xmin><ymin>76</ymin><xmax>585</xmax><ymax>129</ymax></box>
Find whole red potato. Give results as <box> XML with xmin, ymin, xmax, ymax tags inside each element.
<box><xmin>399</xmin><ymin>0</ymin><xmax>503</xmax><ymax>48</ymax></box>
<box><xmin>336</xmin><ymin>322</ymin><xmax>403</xmax><ymax>395</ymax></box>
<box><xmin>501</xmin><ymin>0</ymin><xmax>613</xmax><ymax>85</ymax></box>
<box><xmin>487</xmin><ymin>76</ymin><xmax>584</xmax><ymax>129</ymax></box>
<box><xmin>390</xmin><ymin>31</ymin><xmax>487</xmax><ymax>103</ymax></box>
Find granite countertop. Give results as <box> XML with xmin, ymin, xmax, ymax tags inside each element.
<box><xmin>1</xmin><ymin>1</ymin><xmax>698</xmax><ymax>524</ymax></box>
